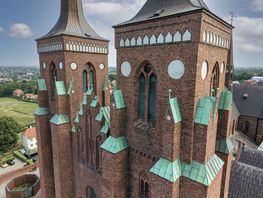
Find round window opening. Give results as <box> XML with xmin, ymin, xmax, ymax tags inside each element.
<box><xmin>99</xmin><ymin>64</ymin><xmax>105</xmax><ymax>70</ymax></box>
<box><xmin>121</xmin><ymin>61</ymin><xmax>131</xmax><ymax>77</ymax></box>
<box><xmin>70</xmin><ymin>63</ymin><xmax>78</xmax><ymax>70</ymax></box>
<box><xmin>201</xmin><ymin>61</ymin><xmax>208</xmax><ymax>80</ymax></box>
<box><xmin>59</xmin><ymin>62</ymin><xmax>63</xmax><ymax>70</ymax></box>
<box><xmin>168</xmin><ymin>60</ymin><xmax>185</xmax><ymax>79</ymax></box>
<box><xmin>144</xmin><ymin>64</ymin><xmax>152</xmax><ymax>73</ymax></box>
<box><xmin>220</xmin><ymin>62</ymin><xmax>225</xmax><ymax>74</ymax></box>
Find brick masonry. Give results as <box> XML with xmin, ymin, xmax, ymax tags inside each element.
<box><xmin>36</xmin><ymin>8</ymin><xmax>234</xmax><ymax>198</ymax></box>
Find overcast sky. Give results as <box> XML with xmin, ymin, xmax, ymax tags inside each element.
<box><xmin>0</xmin><ymin>0</ymin><xmax>262</xmax><ymax>68</ymax></box>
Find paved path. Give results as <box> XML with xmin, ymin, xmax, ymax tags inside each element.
<box><xmin>0</xmin><ymin>159</ymin><xmax>25</xmax><ymax>175</ymax></box>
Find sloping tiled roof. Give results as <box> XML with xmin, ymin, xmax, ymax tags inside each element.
<box><xmin>116</xmin><ymin>0</ymin><xmax>209</xmax><ymax>26</ymax></box>
<box><xmin>229</xmin><ymin>162</ymin><xmax>263</xmax><ymax>198</ymax></box>
<box><xmin>23</xmin><ymin>127</ymin><xmax>36</xmax><ymax>139</ymax></box>
<box><xmin>38</xmin><ymin>0</ymin><xmax>106</xmax><ymax>41</ymax></box>
<box><xmin>239</xmin><ymin>148</ymin><xmax>263</xmax><ymax>169</ymax></box>
<box><xmin>233</xmin><ymin>84</ymin><xmax>263</xmax><ymax>119</ymax></box>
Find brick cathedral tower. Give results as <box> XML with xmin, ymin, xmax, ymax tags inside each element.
<box><xmin>35</xmin><ymin>0</ymin><xmax>109</xmax><ymax>197</ymax></box>
<box><xmin>35</xmin><ymin>0</ymin><xmax>234</xmax><ymax>197</ymax></box>
<box><xmin>112</xmin><ymin>0</ymin><xmax>234</xmax><ymax>197</ymax></box>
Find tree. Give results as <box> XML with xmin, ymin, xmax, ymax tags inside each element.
<box><xmin>0</xmin><ymin>116</ymin><xmax>22</xmax><ymax>152</ymax></box>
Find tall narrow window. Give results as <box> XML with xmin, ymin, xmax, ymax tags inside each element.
<box><xmin>139</xmin><ymin>74</ymin><xmax>145</xmax><ymax>120</ymax></box>
<box><xmin>78</xmin><ymin>128</ymin><xmax>84</xmax><ymax>163</ymax></box>
<box><xmin>50</xmin><ymin>63</ymin><xmax>57</xmax><ymax>101</ymax></box>
<box><xmin>83</xmin><ymin>70</ymin><xmax>88</xmax><ymax>92</ymax></box>
<box><xmin>210</xmin><ymin>63</ymin><xmax>219</xmax><ymax>97</ymax></box>
<box><xmin>148</xmin><ymin>74</ymin><xmax>157</xmax><ymax>122</ymax></box>
<box><xmin>140</xmin><ymin>179</ymin><xmax>149</xmax><ymax>198</ymax></box>
<box><xmin>137</xmin><ymin>63</ymin><xmax>157</xmax><ymax>124</ymax></box>
<box><xmin>96</xmin><ymin>136</ymin><xmax>102</xmax><ymax>171</ymax></box>
<box><xmin>89</xmin><ymin>69</ymin><xmax>94</xmax><ymax>90</ymax></box>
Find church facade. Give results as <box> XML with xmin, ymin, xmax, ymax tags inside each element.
<box><xmin>35</xmin><ymin>0</ymin><xmax>234</xmax><ymax>197</ymax></box>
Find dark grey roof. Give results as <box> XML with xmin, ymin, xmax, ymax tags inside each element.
<box><xmin>115</xmin><ymin>0</ymin><xmax>209</xmax><ymax>26</ymax></box>
<box><xmin>239</xmin><ymin>148</ymin><xmax>263</xmax><ymax>169</ymax></box>
<box><xmin>38</xmin><ymin>0</ymin><xmax>106</xmax><ymax>41</ymax></box>
<box><xmin>233</xmin><ymin>84</ymin><xmax>263</xmax><ymax>119</ymax></box>
<box><xmin>229</xmin><ymin>161</ymin><xmax>263</xmax><ymax>198</ymax></box>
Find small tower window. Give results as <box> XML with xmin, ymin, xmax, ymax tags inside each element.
<box><xmin>140</xmin><ymin>179</ymin><xmax>149</xmax><ymax>198</ymax></box>
<box><xmin>83</xmin><ymin>63</ymin><xmax>96</xmax><ymax>93</ymax></box>
<box><xmin>138</xmin><ymin>63</ymin><xmax>157</xmax><ymax>123</ymax></box>
<box><xmin>50</xmin><ymin>62</ymin><xmax>57</xmax><ymax>101</ymax></box>
<box><xmin>210</xmin><ymin>63</ymin><xmax>220</xmax><ymax>97</ymax></box>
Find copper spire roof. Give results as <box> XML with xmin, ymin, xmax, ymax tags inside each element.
<box><xmin>115</xmin><ymin>0</ymin><xmax>209</xmax><ymax>26</ymax></box>
<box><xmin>39</xmin><ymin>0</ymin><xmax>106</xmax><ymax>40</ymax></box>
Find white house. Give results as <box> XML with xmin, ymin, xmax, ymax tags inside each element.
<box><xmin>22</xmin><ymin>127</ymin><xmax>38</xmax><ymax>157</ymax></box>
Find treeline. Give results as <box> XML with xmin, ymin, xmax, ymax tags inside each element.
<box><xmin>0</xmin><ymin>80</ymin><xmax>37</xmax><ymax>97</ymax></box>
<box><xmin>234</xmin><ymin>68</ymin><xmax>263</xmax><ymax>81</ymax></box>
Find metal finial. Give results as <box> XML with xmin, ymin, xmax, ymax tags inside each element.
<box><xmin>230</xmin><ymin>12</ymin><xmax>234</xmax><ymax>25</ymax></box>
<box><xmin>168</xmin><ymin>89</ymin><xmax>172</xmax><ymax>99</ymax></box>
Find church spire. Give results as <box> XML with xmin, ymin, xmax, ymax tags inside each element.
<box><xmin>39</xmin><ymin>0</ymin><xmax>105</xmax><ymax>40</ymax></box>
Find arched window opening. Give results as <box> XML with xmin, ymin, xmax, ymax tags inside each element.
<box><xmin>83</xmin><ymin>63</ymin><xmax>96</xmax><ymax>94</ymax></box>
<box><xmin>139</xmin><ymin>74</ymin><xmax>146</xmax><ymax>120</ymax></box>
<box><xmin>77</xmin><ymin>128</ymin><xmax>84</xmax><ymax>163</ymax></box>
<box><xmin>140</xmin><ymin>179</ymin><xmax>149</xmax><ymax>198</ymax></box>
<box><xmin>86</xmin><ymin>115</ymin><xmax>94</xmax><ymax>167</ymax></box>
<box><xmin>138</xmin><ymin>63</ymin><xmax>157</xmax><ymax>124</ymax></box>
<box><xmin>86</xmin><ymin>186</ymin><xmax>97</xmax><ymax>198</ymax></box>
<box><xmin>148</xmin><ymin>74</ymin><xmax>157</xmax><ymax>122</ymax></box>
<box><xmin>50</xmin><ymin>63</ymin><xmax>57</xmax><ymax>101</ymax></box>
<box><xmin>96</xmin><ymin>136</ymin><xmax>102</xmax><ymax>172</ymax></box>
<box><xmin>210</xmin><ymin>63</ymin><xmax>220</xmax><ymax>97</ymax></box>
<box><xmin>245</xmin><ymin>121</ymin><xmax>250</xmax><ymax>133</ymax></box>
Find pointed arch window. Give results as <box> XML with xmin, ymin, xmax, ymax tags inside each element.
<box><xmin>138</xmin><ymin>64</ymin><xmax>157</xmax><ymax>123</ymax></box>
<box><xmin>96</xmin><ymin>136</ymin><xmax>102</xmax><ymax>172</ymax></box>
<box><xmin>83</xmin><ymin>63</ymin><xmax>96</xmax><ymax>93</ymax></box>
<box><xmin>50</xmin><ymin>63</ymin><xmax>57</xmax><ymax>101</ymax></box>
<box><xmin>210</xmin><ymin>63</ymin><xmax>220</xmax><ymax>97</ymax></box>
<box><xmin>140</xmin><ymin>179</ymin><xmax>149</xmax><ymax>198</ymax></box>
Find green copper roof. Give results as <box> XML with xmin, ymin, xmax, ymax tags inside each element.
<box><xmin>55</xmin><ymin>81</ymin><xmax>67</xmax><ymax>96</ymax></box>
<box><xmin>219</xmin><ymin>90</ymin><xmax>232</xmax><ymax>111</ymax></box>
<box><xmin>82</xmin><ymin>95</ymin><xmax>88</xmax><ymax>105</ymax></box>
<box><xmin>150</xmin><ymin>158</ymin><xmax>181</xmax><ymax>182</ymax></box>
<box><xmin>37</xmin><ymin>79</ymin><xmax>47</xmax><ymax>91</ymax></box>
<box><xmin>114</xmin><ymin>90</ymin><xmax>125</xmax><ymax>109</ymax></box>
<box><xmin>100</xmin><ymin>123</ymin><xmax>109</xmax><ymax>134</ymax></box>
<box><xmin>258</xmin><ymin>141</ymin><xmax>263</xmax><ymax>151</ymax></box>
<box><xmin>78</xmin><ymin>104</ymin><xmax>84</xmax><ymax>116</ymax></box>
<box><xmin>101</xmin><ymin>107</ymin><xmax>110</xmax><ymax>124</ymax></box>
<box><xmin>85</xmin><ymin>88</ymin><xmax>93</xmax><ymax>96</ymax></box>
<box><xmin>34</xmin><ymin>107</ymin><xmax>49</xmax><ymax>116</ymax></box>
<box><xmin>50</xmin><ymin>114</ymin><xmax>70</xmax><ymax>125</ymax></box>
<box><xmin>67</xmin><ymin>78</ymin><xmax>73</xmax><ymax>95</ymax></box>
<box><xmin>90</xmin><ymin>97</ymin><xmax>99</xmax><ymax>107</ymax></box>
<box><xmin>102</xmin><ymin>76</ymin><xmax>108</xmax><ymax>91</ymax></box>
<box><xmin>71</xmin><ymin>126</ymin><xmax>76</xmax><ymax>133</ymax></box>
<box><xmin>74</xmin><ymin>112</ymin><xmax>80</xmax><ymax>123</ymax></box>
<box><xmin>95</xmin><ymin>111</ymin><xmax>103</xmax><ymax>121</ymax></box>
<box><xmin>216</xmin><ymin>139</ymin><xmax>234</xmax><ymax>154</ymax></box>
<box><xmin>195</xmin><ymin>96</ymin><xmax>215</xmax><ymax>126</ymax></box>
<box><xmin>101</xmin><ymin>136</ymin><xmax>129</xmax><ymax>154</ymax></box>
<box><xmin>181</xmin><ymin>155</ymin><xmax>224</xmax><ymax>186</ymax></box>
<box><xmin>169</xmin><ymin>98</ymin><xmax>182</xmax><ymax>124</ymax></box>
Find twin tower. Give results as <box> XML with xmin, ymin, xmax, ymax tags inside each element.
<box><xmin>35</xmin><ymin>0</ymin><xmax>234</xmax><ymax>197</ymax></box>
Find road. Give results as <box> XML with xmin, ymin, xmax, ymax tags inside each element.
<box><xmin>0</xmin><ymin>158</ymin><xmax>26</xmax><ymax>175</ymax></box>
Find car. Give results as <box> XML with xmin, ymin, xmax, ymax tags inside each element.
<box><xmin>7</xmin><ymin>159</ymin><xmax>15</xmax><ymax>166</ymax></box>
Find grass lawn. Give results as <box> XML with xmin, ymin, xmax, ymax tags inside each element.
<box><xmin>0</xmin><ymin>97</ymin><xmax>37</xmax><ymax>126</ymax></box>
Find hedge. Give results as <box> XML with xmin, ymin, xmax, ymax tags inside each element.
<box><xmin>13</xmin><ymin>151</ymin><xmax>33</xmax><ymax>165</ymax></box>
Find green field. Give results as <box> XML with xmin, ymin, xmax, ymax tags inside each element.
<box><xmin>0</xmin><ymin>97</ymin><xmax>37</xmax><ymax>126</ymax></box>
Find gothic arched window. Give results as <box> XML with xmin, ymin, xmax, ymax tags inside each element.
<box><xmin>86</xmin><ymin>115</ymin><xmax>94</xmax><ymax>167</ymax></box>
<box><xmin>95</xmin><ymin>136</ymin><xmax>102</xmax><ymax>172</ymax></box>
<box><xmin>138</xmin><ymin>63</ymin><xmax>157</xmax><ymax>123</ymax></box>
<box><xmin>210</xmin><ymin>63</ymin><xmax>220</xmax><ymax>97</ymax></box>
<box><xmin>83</xmin><ymin>63</ymin><xmax>96</xmax><ymax>93</ymax></box>
<box><xmin>77</xmin><ymin>128</ymin><xmax>84</xmax><ymax>163</ymax></box>
<box><xmin>50</xmin><ymin>62</ymin><xmax>57</xmax><ymax>101</ymax></box>
<box><xmin>140</xmin><ymin>179</ymin><xmax>149</xmax><ymax>198</ymax></box>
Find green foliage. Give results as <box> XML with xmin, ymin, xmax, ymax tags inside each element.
<box><xmin>0</xmin><ymin>80</ymin><xmax>37</xmax><ymax>97</ymax></box>
<box><xmin>234</xmin><ymin>68</ymin><xmax>263</xmax><ymax>81</ymax></box>
<box><xmin>0</xmin><ymin>116</ymin><xmax>22</xmax><ymax>152</ymax></box>
<box><xmin>108</xmin><ymin>73</ymin><xmax>116</xmax><ymax>82</ymax></box>
<box><xmin>13</xmin><ymin>150</ymin><xmax>33</xmax><ymax>165</ymax></box>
